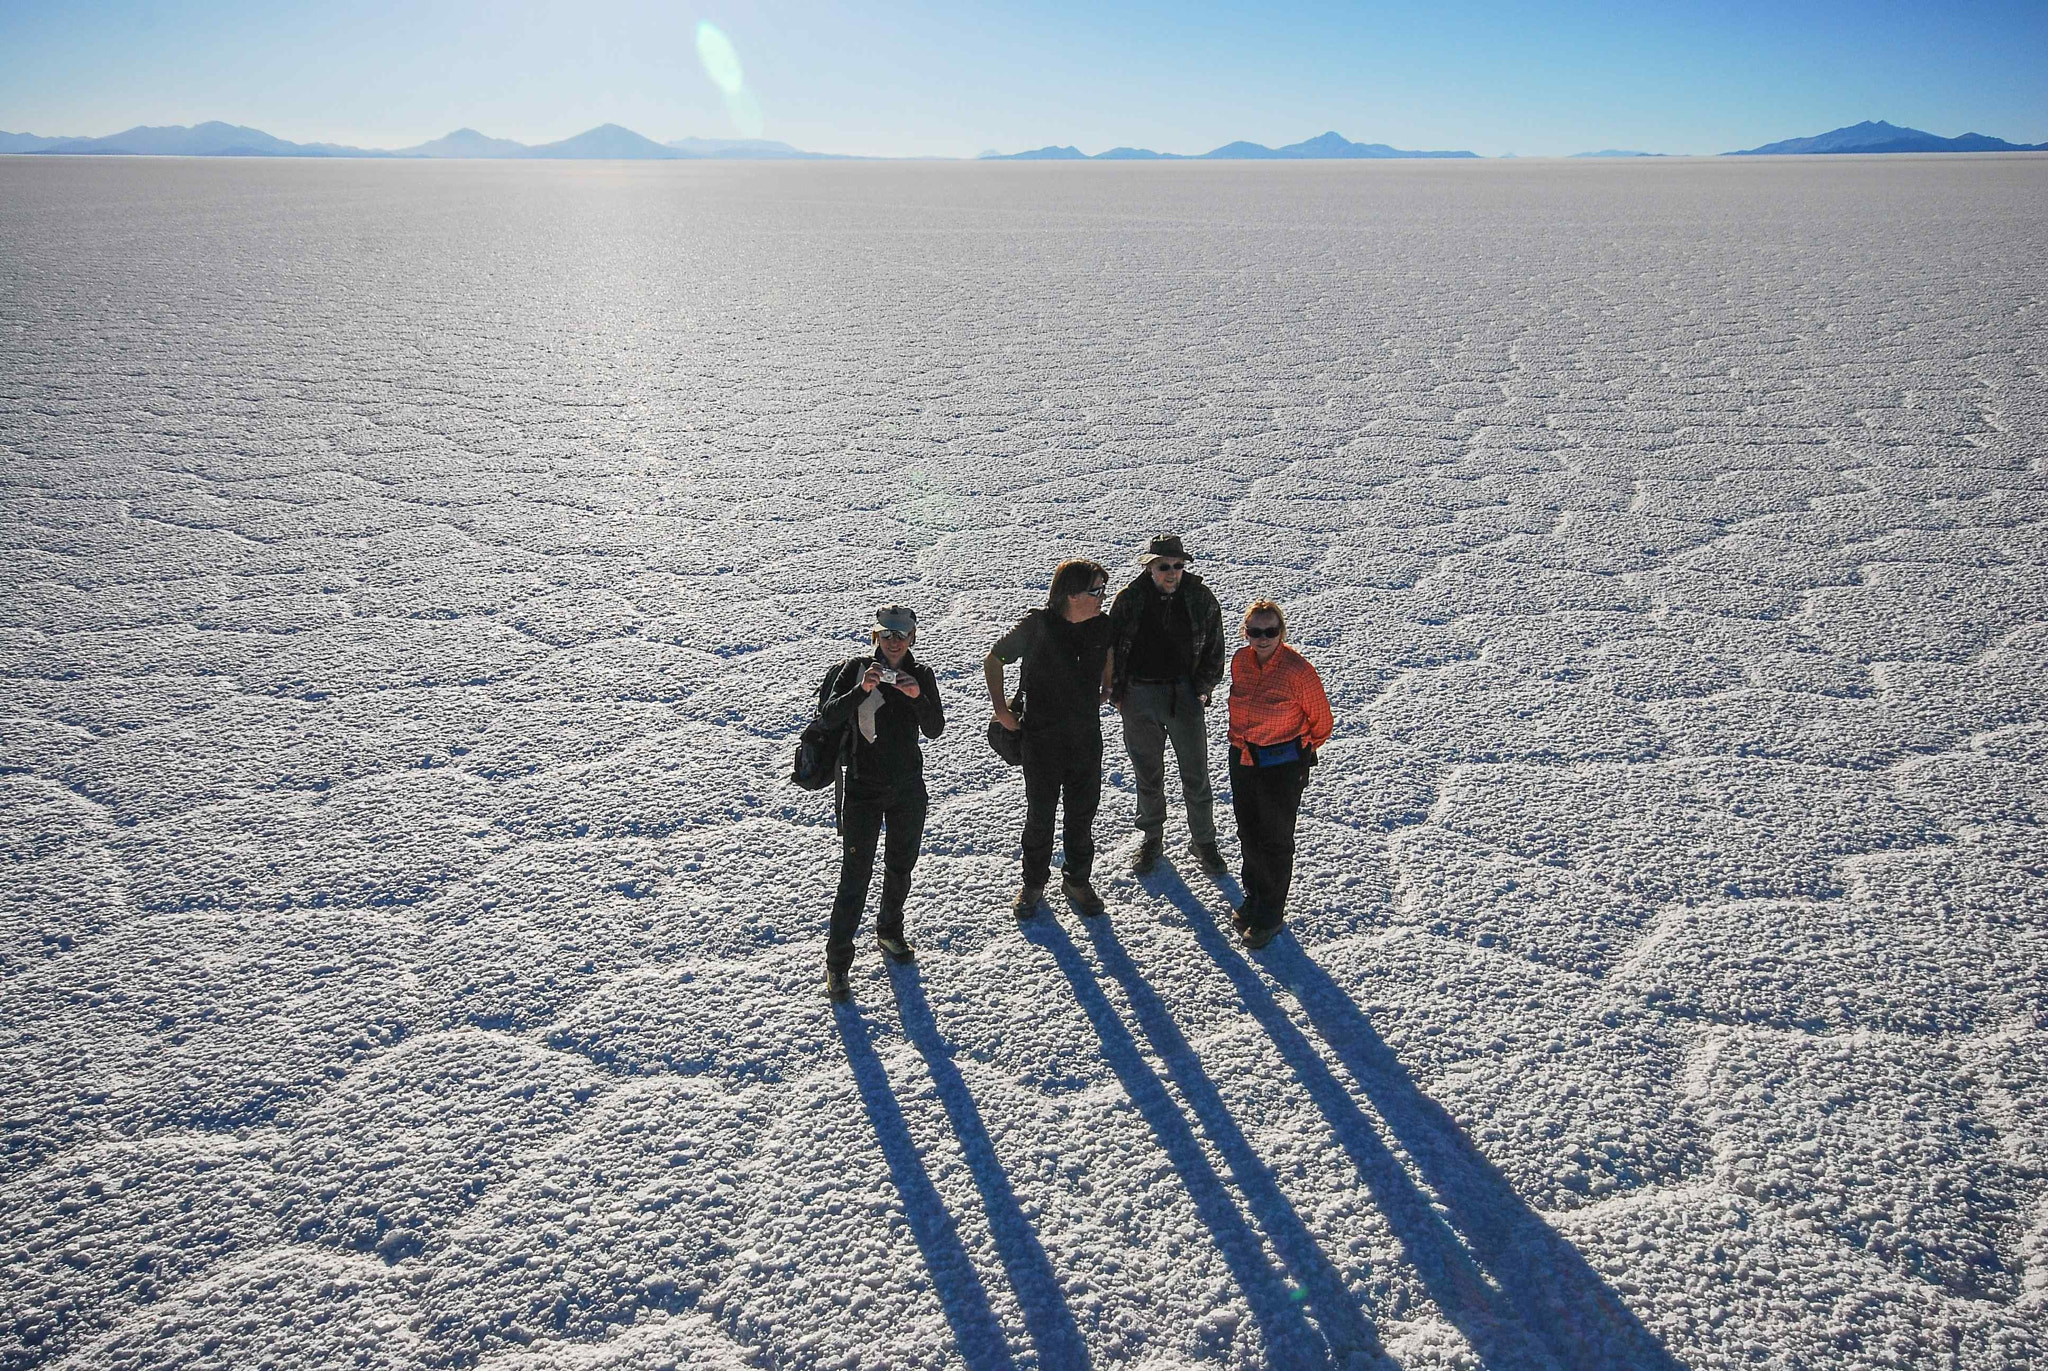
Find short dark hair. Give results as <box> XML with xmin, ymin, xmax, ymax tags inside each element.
<box><xmin>1046</xmin><ymin>559</ymin><xmax>1109</xmax><ymax>612</ymax></box>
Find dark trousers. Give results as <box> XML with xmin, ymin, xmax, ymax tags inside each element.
<box><xmin>1021</xmin><ymin>733</ymin><xmax>1102</xmax><ymax>888</ymax></box>
<box><xmin>829</xmin><ymin>785</ymin><xmax>927</xmax><ymax>971</ymax></box>
<box><xmin>1230</xmin><ymin>755</ymin><xmax>1308</xmax><ymax>929</ymax></box>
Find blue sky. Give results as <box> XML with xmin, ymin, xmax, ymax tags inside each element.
<box><xmin>2</xmin><ymin>0</ymin><xmax>2044</xmax><ymax>157</ymax></box>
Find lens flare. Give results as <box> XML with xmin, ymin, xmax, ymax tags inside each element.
<box><xmin>695</xmin><ymin>22</ymin><xmax>745</xmax><ymax>96</ymax></box>
<box><xmin>694</xmin><ymin>21</ymin><xmax>765</xmax><ymax>138</ymax></box>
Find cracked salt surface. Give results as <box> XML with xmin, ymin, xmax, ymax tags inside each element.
<box><xmin>2</xmin><ymin>154</ymin><xmax>2044</xmax><ymax>1368</ymax></box>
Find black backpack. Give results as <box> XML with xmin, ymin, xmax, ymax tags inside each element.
<box><xmin>791</xmin><ymin>661</ymin><xmax>855</xmax><ymax>792</ymax></box>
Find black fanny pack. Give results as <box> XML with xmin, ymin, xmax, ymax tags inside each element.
<box><xmin>1250</xmin><ymin>738</ymin><xmax>1300</xmax><ymax>767</ymax></box>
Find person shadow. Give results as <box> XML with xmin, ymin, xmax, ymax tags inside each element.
<box><xmin>1145</xmin><ymin>867</ymin><xmax>1688</xmax><ymax>1370</ymax></box>
<box><xmin>1025</xmin><ymin>915</ymin><xmax>1396</xmax><ymax>1370</ymax></box>
<box><xmin>884</xmin><ymin>961</ymin><xmax>1094</xmax><ymax>1368</ymax></box>
<box><xmin>832</xmin><ymin>1000</ymin><xmax>1020</xmax><ymax>1371</ymax></box>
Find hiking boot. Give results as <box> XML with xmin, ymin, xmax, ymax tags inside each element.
<box><xmin>1012</xmin><ymin>885</ymin><xmax>1043</xmax><ymax>921</ymax></box>
<box><xmin>1061</xmin><ymin>875</ymin><xmax>1107</xmax><ymax>917</ymax></box>
<box><xmin>824</xmin><ymin>966</ymin><xmax>852</xmax><ymax>1001</ymax></box>
<box><xmin>1189</xmin><ymin>841</ymin><xmax>1227</xmax><ymax>876</ymax></box>
<box><xmin>1130</xmin><ymin>832</ymin><xmax>1164</xmax><ymax>875</ymax></box>
<box><xmin>877</xmin><ymin>931</ymin><xmax>916</xmax><ymax>962</ymax></box>
<box><xmin>1240</xmin><ymin>918</ymin><xmax>1284</xmax><ymax>951</ymax></box>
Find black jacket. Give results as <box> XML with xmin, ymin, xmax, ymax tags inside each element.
<box><xmin>820</xmin><ymin>653</ymin><xmax>944</xmax><ymax>795</ymax></box>
<box><xmin>1109</xmin><ymin>571</ymin><xmax>1226</xmax><ymax>701</ymax></box>
<box><xmin>991</xmin><ymin>610</ymin><xmax>1113</xmax><ymax>745</ymax></box>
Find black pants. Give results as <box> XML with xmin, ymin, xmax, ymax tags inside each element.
<box><xmin>1230</xmin><ymin>755</ymin><xmax>1308</xmax><ymax>929</ymax></box>
<box><xmin>829</xmin><ymin>784</ymin><xmax>927</xmax><ymax>971</ymax></box>
<box><xmin>1021</xmin><ymin>733</ymin><xmax>1102</xmax><ymax>888</ymax></box>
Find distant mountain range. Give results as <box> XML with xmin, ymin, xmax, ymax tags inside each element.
<box><xmin>1726</xmin><ymin>120</ymin><xmax>2048</xmax><ymax>155</ymax></box>
<box><xmin>985</xmin><ymin>120</ymin><xmax>2048</xmax><ymax>161</ymax></box>
<box><xmin>0</xmin><ymin>121</ymin><xmax>845</xmax><ymax>160</ymax></box>
<box><xmin>983</xmin><ymin>131</ymin><xmax>1479</xmax><ymax>160</ymax></box>
<box><xmin>5</xmin><ymin>117</ymin><xmax>2044</xmax><ymax>162</ymax></box>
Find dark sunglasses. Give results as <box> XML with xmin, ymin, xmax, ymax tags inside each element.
<box><xmin>876</xmin><ymin>630</ymin><xmax>910</xmax><ymax>642</ymax></box>
<box><xmin>1077</xmin><ymin>584</ymin><xmax>1108</xmax><ymax>598</ymax></box>
<box><xmin>1246</xmin><ymin>625</ymin><xmax>1281</xmax><ymax>639</ymax></box>
<box><xmin>1152</xmin><ymin>561</ymin><xmax>1186</xmax><ymax>573</ymax></box>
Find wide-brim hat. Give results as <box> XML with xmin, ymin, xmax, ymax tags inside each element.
<box><xmin>872</xmin><ymin>603</ymin><xmax>918</xmax><ymax>635</ymax></box>
<box><xmin>1139</xmin><ymin>534</ymin><xmax>1191</xmax><ymax>566</ymax></box>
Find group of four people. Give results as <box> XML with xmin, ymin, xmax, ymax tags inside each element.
<box><xmin>817</xmin><ymin>535</ymin><xmax>1333</xmax><ymax>1002</ymax></box>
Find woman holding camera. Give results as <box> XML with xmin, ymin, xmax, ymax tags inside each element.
<box><xmin>819</xmin><ymin>604</ymin><xmax>944</xmax><ymax>1000</ymax></box>
<box><xmin>1226</xmin><ymin>599</ymin><xmax>1333</xmax><ymax>948</ymax></box>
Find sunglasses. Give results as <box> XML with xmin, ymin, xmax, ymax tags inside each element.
<box><xmin>1246</xmin><ymin>625</ymin><xmax>1281</xmax><ymax>639</ymax></box>
<box><xmin>876</xmin><ymin>630</ymin><xmax>910</xmax><ymax>642</ymax></box>
<box><xmin>1077</xmin><ymin>584</ymin><xmax>1108</xmax><ymax>599</ymax></box>
<box><xmin>1152</xmin><ymin>561</ymin><xmax>1186</xmax><ymax>573</ymax></box>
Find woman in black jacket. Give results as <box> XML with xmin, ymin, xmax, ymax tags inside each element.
<box><xmin>985</xmin><ymin>560</ymin><xmax>1115</xmax><ymax>919</ymax></box>
<box><xmin>818</xmin><ymin>604</ymin><xmax>944</xmax><ymax>1001</ymax></box>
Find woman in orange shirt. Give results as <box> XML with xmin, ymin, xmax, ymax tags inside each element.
<box><xmin>1225</xmin><ymin>599</ymin><xmax>1334</xmax><ymax>947</ymax></box>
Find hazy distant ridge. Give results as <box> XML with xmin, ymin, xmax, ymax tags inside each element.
<box><xmin>666</xmin><ymin>137</ymin><xmax>848</xmax><ymax>160</ymax></box>
<box><xmin>0</xmin><ymin>130</ymin><xmax>68</xmax><ymax>153</ymax></box>
<box><xmin>1727</xmin><ymin>119</ymin><xmax>2048</xmax><ymax>155</ymax></box>
<box><xmin>24</xmin><ymin>121</ymin><xmax>387</xmax><ymax>158</ymax></box>
<box><xmin>985</xmin><ymin>131</ymin><xmax>1479</xmax><ymax>160</ymax></box>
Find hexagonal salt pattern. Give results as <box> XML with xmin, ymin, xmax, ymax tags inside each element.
<box><xmin>3</xmin><ymin>154</ymin><xmax>2044</xmax><ymax>1369</ymax></box>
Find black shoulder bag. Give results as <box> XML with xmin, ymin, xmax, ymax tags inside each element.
<box><xmin>792</xmin><ymin>661</ymin><xmax>855</xmax><ymax>792</ymax></box>
<box><xmin>986</xmin><ymin>689</ymin><xmax>1025</xmax><ymax>766</ymax></box>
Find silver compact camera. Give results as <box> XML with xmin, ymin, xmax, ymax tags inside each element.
<box><xmin>876</xmin><ymin>668</ymin><xmax>900</xmax><ymax>685</ymax></box>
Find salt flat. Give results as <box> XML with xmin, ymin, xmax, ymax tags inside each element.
<box><xmin>1</xmin><ymin>154</ymin><xmax>2044</xmax><ymax>1370</ymax></box>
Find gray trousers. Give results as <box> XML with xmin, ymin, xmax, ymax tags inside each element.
<box><xmin>1121</xmin><ymin>680</ymin><xmax>1217</xmax><ymax>845</ymax></box>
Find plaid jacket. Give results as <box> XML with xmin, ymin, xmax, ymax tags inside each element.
<box><xmin>1108</xmin><ymin>571</ymin><xmax>1227</xmax><ymax>701</ymax></box>
<box><xmin>1226</xmin><ymin>643</ymin><xmax>1333</xmax><ymax>765</ymax></box>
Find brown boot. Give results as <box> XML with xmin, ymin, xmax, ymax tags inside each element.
<box><xmin>1130</xmin><ymin>832</ymin><xmax>1164</xmax><ymax>875</ymax></box>
<box><xmin>1061</xmin><ymin>875</ymin><xmax>1106</xmax><ymax>917</ymax></box>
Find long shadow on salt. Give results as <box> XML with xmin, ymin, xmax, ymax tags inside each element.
<box><xmin>1149</xmin><ymin>872</ymin><xmax>1685</xmax><ymax>1370</ymax></box>
<box><xmin>1029</xmin><ymin>917</ymin><xmax>1393</xmax><ymax>1370</ymax></box>
<box><xmin>832</xmin><ymin>1003</ymin><xmax>1017</xmax><ymax>1371</ymax></box>
<box><xmin>885</xmin><ymin>963</ymin><xmax>1093</xmax><ymax>1369</ymax></box>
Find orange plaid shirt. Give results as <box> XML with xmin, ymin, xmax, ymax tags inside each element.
<box><xmin>1226</xmin><ymin>642</ymin><xmax>1334</xmax><ymax>764</ymax></box>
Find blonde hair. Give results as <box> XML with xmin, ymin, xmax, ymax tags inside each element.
<box><xmin>1241</xmin><ymin>599</ymin><xmax>1286</xmax><ymax>639</ymax></box>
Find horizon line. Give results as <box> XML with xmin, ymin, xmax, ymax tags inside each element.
<box><xmin>5</xmin><ymin>116</ymin><xmax>2046</xmax><ymax>162</ymax></box>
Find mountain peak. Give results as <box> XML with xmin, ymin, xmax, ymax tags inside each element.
<box><xmin>990</xmin><ymin>145</ymin><xmax>1088</xmax><ymax>160</ymax></box>
<box><xmin>1727</xmin><ymin>119</ymin><xmax>2047</xmax><ymax>156</ymax></box>
<box><xmin>397</xmin><ymin>127</ymin><xmax>526</xmax><ymax>158</ymax></box>
<box><xmin>520</xmin><ymin>124</ymin><xmax>689</xmax><ymax>159</ymax></box>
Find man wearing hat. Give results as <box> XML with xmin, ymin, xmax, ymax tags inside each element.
<box><xmin>1109</xmin><ymin>534</ymin><xmax>1228</xmax><ymax>876</ymax></box>
<box><xmin>816</xmin><ymin>603</ymin><xmax>944</xmax><ymax>1001</ymax></box>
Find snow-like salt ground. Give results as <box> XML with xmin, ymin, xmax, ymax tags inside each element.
<box><xmin>1</xmin><ymin>154</ymin><xmax>2044</xmax><ymax>1370</ymax></box>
